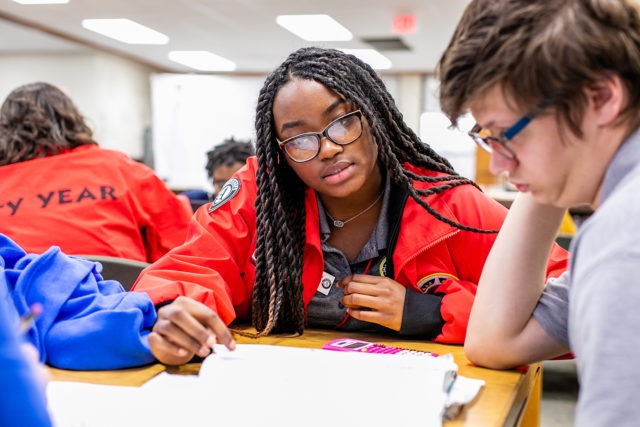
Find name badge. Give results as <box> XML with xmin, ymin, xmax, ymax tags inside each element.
<box><xmin>317</xmin><ymin>271</ymin><xmax>335</xmax><ymax>296</ymax></box>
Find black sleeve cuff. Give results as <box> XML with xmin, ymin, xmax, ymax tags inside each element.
<box><xmin>154</xmin><ymin>299</ymin><xmax>175</xmax><ymax>312</ymax></box>
<box><xmin>399</xmin><ymin>289</ymin><xmax>445</xmax><ymax>338</ymax></box>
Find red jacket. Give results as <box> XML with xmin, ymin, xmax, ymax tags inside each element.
<box><xmin>133</xmin><ymin>157</ymin><xmax>568</xmax><ymax>343</ymax></box>
<box><xmin>0</xmin><ymin>145</ymin><xmax>192</xmax><ymax>262</ymax></box>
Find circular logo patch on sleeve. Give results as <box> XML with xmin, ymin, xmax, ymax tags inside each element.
<box><xmin>416</xmin><ymin>273</ymin><xmax>459</xmax><ymax>294</ymax></box>
<box><xmin>208</xmin><ymin>178</ymin><xmax>241</xmax><ymax>213</ymax></box>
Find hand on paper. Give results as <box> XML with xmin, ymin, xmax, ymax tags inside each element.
<box><xmin>150</xmin><ymin>296</ymin><xmax>236</xmax><ymax>365</ymax></box>
<box><xmin>338</xmin><ymin>274</ymin><xmax>406</xmax><ymax>331</ymax></box>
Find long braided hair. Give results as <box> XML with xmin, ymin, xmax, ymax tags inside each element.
<box><xmin>250</xmin><ymin>47</ymin><xmax>495</xmax><ymax>336</ymax></box>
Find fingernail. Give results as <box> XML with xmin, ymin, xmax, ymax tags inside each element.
<box><xmin>177</xmin><ymin>348</ymin><xmax>187</xmax><ymax>356</ymax></box>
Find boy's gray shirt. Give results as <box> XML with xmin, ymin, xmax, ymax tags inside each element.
<box><xmin>534</xmin><ymin>128</ymin><xmax>640</xmax><ymax>426</ymax></box>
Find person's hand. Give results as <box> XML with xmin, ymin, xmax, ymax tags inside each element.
<box><xmin>21</xmin><ymin>343</ymin><xmax>49</xmax><ymax>389</ymax></box>
<box><xmin>149</xmin><ymin>296</ymin><xmax>236</xmax><ymax>366</ymax></box>
<box><xmin>337</xmin><ymin>274</ymin><xmax>406</xmax><ymax>331</ymax></box>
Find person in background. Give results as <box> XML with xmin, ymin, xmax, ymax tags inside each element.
<box><xmin>0</xmin><ymin>82</ymin><xmax>192</xmax><ymax>263</ymax></box>
<box><xmin>206</xmin><ymin>137</ymin><xmax>255</xmax><ymax>196</ymax></box>
<box><xmin>437</xmin><ymin>0</ymin><xmax>640</xmax><ymax>425</ymax></box>
<box><xmin>181</xmin><ymin>137</ymin><xmax>255</xmax><ymax>205</ymax></box>
<box><xmin>133</xmin><ymin>47</ymin><xmax>567</xmax><ymax>366</ymax></box>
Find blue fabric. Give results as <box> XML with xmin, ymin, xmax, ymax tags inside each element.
<box><xmin>180</xmin><ymin>189</ymin><xmax>212</xmax><ymax>201</ymax></box>
<box><xmin>0</xmin><ymin>271</ymin><xmax>52</xmax><ymax>427</ymax></box>
<box><xmin>1</xmin><ymin>234</ymin><xmax>157</xmax><ymax>370</ymax></box>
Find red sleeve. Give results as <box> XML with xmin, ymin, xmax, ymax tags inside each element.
<box><xmin>426</xmin><ymin>185</ymin><xmax>570</xmax><ymax>344</ymax></box>
<box><xmin>131</xmin><ymin>162</ymin><xmax>258</xmax><ymax>325</ymax></box>
<box><xmin>124</xmin><ymin>161</ymin><xmax>193</xmax><ymax>262</ymax></box>
<box><xmin>433</xmin><ymin>279</ymin><xmax>477</xmax><ymax>344</ymax></box>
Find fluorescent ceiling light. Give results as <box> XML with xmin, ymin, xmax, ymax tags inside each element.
<box><xmin>12</xmin><ymin>0</ymin><xmax>69</xmax><ymax>3</ymax></box>
<box><xmin>168</xmin><ymin>51</ymin><xmax>236</xmax><ymax>72</ymax></box>
<box><xmin>340</xmin><ymin>49</ymin><xmax>392</xmax><ymax>70</ymax></box>
<box><xmin>276</xmin><ymin>14</ymin><xmax>352</xmax><ymax>41</ymax></box>
<box><xmin>13</xmin><ymin>0</ymin><xmax>69</xmax><ymax>4</ymax></box>
<box><xmin>82</xmin><ymin>19</ymin><xmax>169</xmax><ymax>45</ymax></box>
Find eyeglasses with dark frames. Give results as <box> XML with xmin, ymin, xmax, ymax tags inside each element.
<box><xmin>468</xmin><ymin>98</ymin><xmax>555</xmax><ymax>160</ymax></box>
<box><xmin>277</xmin><ymin>110</ymin><xmax>363</xmax><ymax>163</ymax></box>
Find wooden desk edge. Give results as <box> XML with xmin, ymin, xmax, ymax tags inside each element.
<box><xmin>48</xmin><ymin>330</ymin><xmax>541</xmax><ymax>427</ymax></box>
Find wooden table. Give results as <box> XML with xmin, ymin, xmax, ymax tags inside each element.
<box><xmin>50</xmin><ymin>329</ymin><xmax>541</xmax><ymax>427</ymax></box>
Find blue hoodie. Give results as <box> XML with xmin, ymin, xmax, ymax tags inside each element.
<box><xmin>1</xmin><ymin>234</ymin><xmax>157</xmax><ymax>370</ymax></box>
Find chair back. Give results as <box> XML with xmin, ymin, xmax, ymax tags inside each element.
<box><xmin>79</xmin><ymin>255</ymin><xmax>149</xmax><ymax>291</ymax></box>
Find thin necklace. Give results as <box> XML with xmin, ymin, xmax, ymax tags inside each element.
<box><xmin>326</xmin><ymin>192</ymin><xmax>383</xmax><ymax>228</ymax></box>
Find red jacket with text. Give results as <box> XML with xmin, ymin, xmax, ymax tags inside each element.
<box><xmin>0</xmin><ymin>145</ymin><xmax>192</xmax><ymax>262</ymax></box>
<box><xmin>133</xmin><ymin>157</ymin><xmax>568</xmax><ymax>343</ymax></box>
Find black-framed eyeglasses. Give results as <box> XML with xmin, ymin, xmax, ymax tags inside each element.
<box><xmin>277</xmin><ymin>110</ymin><xmax>363</xmax><ymax>163</ymax></box>
<box><xmin>468</xmin><ymin>98</ymin><xmax>555</xmax><ymax>160</ymax></box>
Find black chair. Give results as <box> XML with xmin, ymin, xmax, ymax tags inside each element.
<box><xmin>555</xmin><ymin>235</ymin><xmax>572</xmax><ymax>251</ymax></box>
<box><xmin>79</xmin><ymin>255</ymin><xmax>149</xmax><ymax>291</ymax></box>
<box><xmin>190</xmin><ymin>198</ymin><xmax>210</xmax><ymax>213</ymax></box>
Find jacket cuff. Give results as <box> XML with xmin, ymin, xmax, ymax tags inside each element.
<box><xmin>154</xmin><ymin>299</ymin><xmax>175</xmax><ymax>312</ymax></box>
<box><xmin>399</xmin><ymin>290</ymin><xmax>445</xmax><ymax>338</ymax></box>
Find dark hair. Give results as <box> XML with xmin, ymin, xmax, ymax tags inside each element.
<box><xmin>205</xmin><ymin>137</ymin><xmax>255</xmax><ymax>178</ymax></box>
<box><xmin>0</xmin><ymin>82</ymin><xmax>97</xmax><ymax>166</ymax></box>
<box><xmin>246</xmin><ymin>47</ymin><xmax>494</xmax><ymax>337</ymax></box>
<box><xmin>437</xmin><ymin>0</ymin><xmax>640</xmax><ymax>136</ymax></box>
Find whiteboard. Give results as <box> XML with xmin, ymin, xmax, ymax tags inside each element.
<box><xmin>151</xmin><ymin>74</ymin><xmax>265</xmax><ymax>190</ymax></box>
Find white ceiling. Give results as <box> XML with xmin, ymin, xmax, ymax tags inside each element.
<box><xmin>0</xmin><ymin>0</ymin><xmax>471</xmax><ymax>74</ymax></box>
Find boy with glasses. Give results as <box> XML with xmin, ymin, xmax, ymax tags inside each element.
<box><xmin>437</xmin><ymin>0</ymin><xmax>640</xmax><ymax>425</ymax></box>
<box><xmin>133</xmin><ymin>47</ymin><xmax>567</xmax><ymax>366</ymax></box>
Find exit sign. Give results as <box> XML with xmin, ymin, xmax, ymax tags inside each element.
<box><xmin>392</xmin><ymin>14</ymin><xmax>416</xmax><ymax>34</ymax></box>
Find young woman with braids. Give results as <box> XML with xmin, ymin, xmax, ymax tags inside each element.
<box><xmin>133</xmin><ymin>47</ymin><xmax>568</xmax><ymax>366</ymax></box>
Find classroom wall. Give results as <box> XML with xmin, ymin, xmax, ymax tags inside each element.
<box><xmin>150</xmin><ymin>73</ymin><xmax>265</xmax><ymax>191</ymax></box>
<box><xmin>420</xmin><ymin>75</ymin><xmax>478</xmax><ymax>180</ymax></box>
<box><xmin>152</xmin><ymin>73</ymin><xmax>405</xmax><ymax>191</ymax></box>
<box><xmin>0</xmin><ymin>49</ymin><xmax>446</xmax><ymax>188</ymax></box>
<box><xmin>0</xmin><ymin>51</ymin><xmax>153</xmax><ymax>159</ymax></box>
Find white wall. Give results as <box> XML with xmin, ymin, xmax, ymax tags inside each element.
<box><xmin>151</xmin><ymin>74</ymin><xmax>265</xmax><ymax>191</ymax></box>
<box><xmin>0</xmin><ymin>51</ymin><xmax>153</xmax><ymax>159</ymax></box>
<box><xmin>396</xmin><ymin>73</ymin><xmax>422</xmax><ymax>132</ymax></box>
<box><xmin>419</xmin><ymin>75</ymin><xmax>477</xmax><ymax>179</ymax></box>
<box><xmin>151</xmin><ymin>74</ymin><xmax>407</xmax><ymax>191</ymax></box>
<box><xmin>0</xmin><ymin>50</ymin><xmax>428</xmax><ymax>187</ymax></box>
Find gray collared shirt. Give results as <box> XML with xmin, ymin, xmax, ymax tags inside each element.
<box><xmin>306</xmin><ymin>176</ymin><xmax>392</xmax><ymax>333</ymax></box>
<box><xmin>306</xmin><ymin>174</ymin><xmax>445</xmax><ymax>337</ymax></box>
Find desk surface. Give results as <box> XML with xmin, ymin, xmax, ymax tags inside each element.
<box><xmin>49</xmin><ymin>329</ymin><xmax>540</xmax><ymax>427</ymax></box>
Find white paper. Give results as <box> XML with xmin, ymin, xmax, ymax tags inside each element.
<box><xmin>193</xmin><ymin>344</ymin><xmax>453</xmax><ymax>426</ymax></box>
<box><xmin>46</xmin><ymin>344</ymin><xmax>476</xmax><ymax>427</ymax></box>
<box><xmin>444</xmin><ymin>375</ymin><xmax>486</xmax><ymax>420</ymax></box>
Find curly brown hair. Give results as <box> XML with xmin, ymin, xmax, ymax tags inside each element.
<box><xmin>0</xmin><ymin>82</ymin><xmax>97</xmax><ymax>166</ymax></box>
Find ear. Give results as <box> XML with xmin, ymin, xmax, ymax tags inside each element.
<box><xmin>584</xmin><ymin>75</ymin><xmax>625</xmax><ymax>126</ymax></box>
